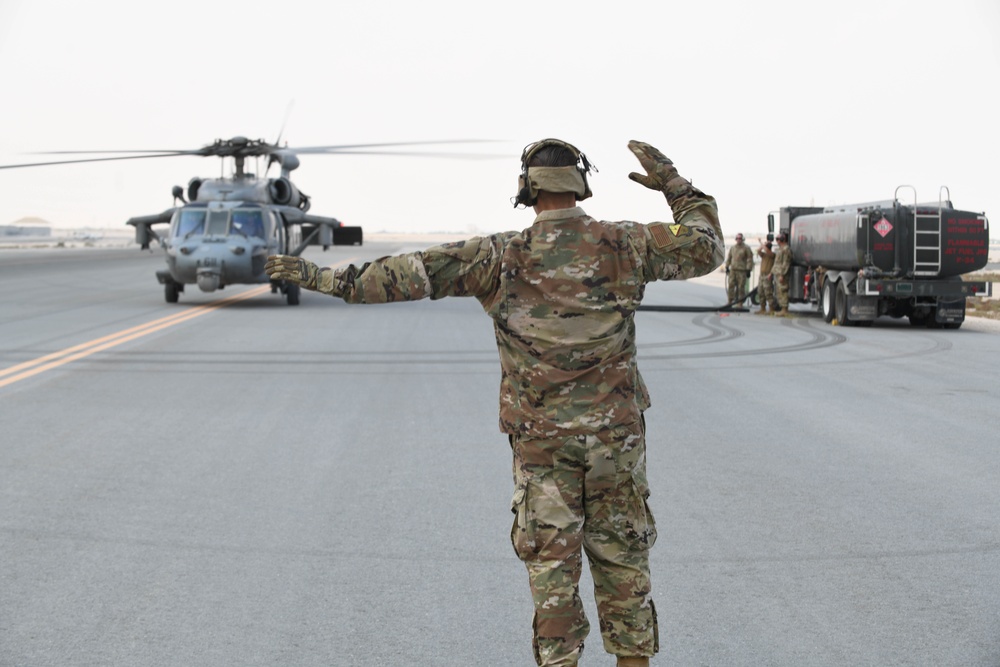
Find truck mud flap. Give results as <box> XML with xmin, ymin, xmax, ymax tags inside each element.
<box><xmin>847</xmin><ymin>294</ymin><xmax>878</xmax><ymax>321</ymax></box>
<box><xmin>935</xmin><ymin>299</ymin><xmax>966</xmax><ymax>324</ymax></box>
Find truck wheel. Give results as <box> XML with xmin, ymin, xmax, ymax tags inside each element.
<box><xmin>165</xmin><ymin>282</ymin><xmax>179</xmax><ymax>303</ymax></box>
<box><xmin>285</xmin><ymin>283</ymin><xmax>300</xmax><ymax>306</ymax></box>
<box><xmin>835</xmin><ymin>281</ymin><xmax>853</xmax><ymax>326</ymax></box>
<box><xmin>821</xmin><ymin>279</ymin><xmax>836</xmax><ymax>323</ymax></box>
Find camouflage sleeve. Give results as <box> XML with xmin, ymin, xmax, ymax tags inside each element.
<box><xmin>773</xmin><ymin>248</ymin><xmax>791</xmax><ymax>276</ymax></box>
<box><xmin>315</xmin><ymin>236</ymin><xmax>501</xmax><ymax>303</ymax></box>
<box><xmin>636</xmin><ymin>193</ymin><xmax>725</xmax><ymax>282</ymax></box>
<box><xmin>420</xmin><ymin>235</ymin><xmax>503</xmax><ymax>299</ymax></box>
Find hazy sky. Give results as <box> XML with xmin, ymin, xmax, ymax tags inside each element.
<box><xmin>1</xmin><ymin>0</ymin><xmax>998</xmax><ymax>239</ymax></box>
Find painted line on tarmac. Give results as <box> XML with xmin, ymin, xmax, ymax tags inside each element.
<box><xmin>0</xmin><ymin>257</ymin><xmax>359</xmax><ymax>389</ymax></box>
<box><xmin>0</xmin><ymin>286</ymin><xmax>269</xmax><ymax>389</ymax></box>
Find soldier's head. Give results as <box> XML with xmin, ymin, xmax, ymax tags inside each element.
<box><xmin>513</xmin><ymin>138</ymin><xmax>595</xmax><ymax>210</ymax></box>
<box><xmin>776</xmin><ymin>232</ymin><xmax>788</xmax><ymax>244</ymax></box>
<box><xmin>735</xmin><ymin>233</ymin><xmax>745</xmax><ymax>244</ymax></box>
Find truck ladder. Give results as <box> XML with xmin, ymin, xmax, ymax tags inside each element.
<box><xmin>897</xmin><ymin>186</ymin><xmax>943</xmax><ymax>276</ymax></box>
<box><xmin>913</xmin><ymin>205</ymin><xmax>941</xmax><ymax>276</ymax></box>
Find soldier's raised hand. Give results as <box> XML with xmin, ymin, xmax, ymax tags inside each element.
<box><xmin>627</xmin><ymin>140</ymin><xmax>679</xmax><ymax>192</ymax></box>
<box><xmin>265</xmin><ymin>255</ymin><xmax>320</xmax><ymax>290</ymax></box>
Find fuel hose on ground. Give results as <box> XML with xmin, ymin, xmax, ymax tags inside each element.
<box><xmin>637</xmin><ymin>287</ymin><xmax>757</xmax><ymax>313</ymax></box>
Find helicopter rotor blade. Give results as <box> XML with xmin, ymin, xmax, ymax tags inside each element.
<box><xmin>0</xmin><ymin>139</ymin><xmax>507</xmax><ymax>170</ymax></box>
<box><xmin>0</xmin><ymin>152</ymin><xmax>200</xmax><ymax>170</ymax></box>
<box><xmin>28</xmin><ymin>149</ymin><xmax>199</xmax><ymax>155</ymax></box>
<box><xmin>278</xmin><ymin>139</ymin><xmax>499</xmax><ymax>154</ymax></box>
<box><xmin>279</xmin><ymin>149</ymin><xmax>507</xmax><ymax>160</ymax></box>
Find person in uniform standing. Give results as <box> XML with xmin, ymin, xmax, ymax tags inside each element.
<box><xmin>265</xmin><ymin>139</ymin><xmax>725</xmax><ymax>667</ymax></box>
<box><xmin>724</xmin><ymin>233</ymin><xmax>753</xmax><ymax>305</ymax></box>
<box><xmin>755</xmin><ymin>237</ymin><xmax>777</xmax><ymax>315</ymax></box>
<box><xmin>772</xmin><ymin>232</ymin><xmax>792</xmax><ymax>316</ymax></box>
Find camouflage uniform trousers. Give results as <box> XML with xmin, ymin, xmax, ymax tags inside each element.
<box><xmin>758</xmin><ymin>273</ymin><xmax>776</xmax><ymax>309</ymax></box>
<box><xmin>509</xmin><ymin>421</ymin><xmax>658</xmax><ymax>667</ymax></box>
<box><xmin>775</xmin><ymin>274</ymin><xmax>790</xmax><ymax>310</ymax></box>
<box><xmin>726</xmin><ymin>269</ymin><xmax>750</xmax><ymax>304</ymax></box>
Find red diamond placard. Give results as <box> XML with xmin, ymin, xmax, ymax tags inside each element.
<box><xmin>874</xmin><ymin>217</ymin><xmax>893</xmax><ymax>237</ymax></box>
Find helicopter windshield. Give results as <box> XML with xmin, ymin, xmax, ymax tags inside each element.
<box><xmin>206</xmin><ymin>209</ymin><xmax>230</xmax><ymax>236</ymax></box>
<box><xmin>175</xmin><ymin>209</ymin><xmax>206</xmax><ymax>237</ymax></box>
<box><xmin>231</xmin><ymin>209</ymin><xmax>264</xmax><ymax>238</ymax></box>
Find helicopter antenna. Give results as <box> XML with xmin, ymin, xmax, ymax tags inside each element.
<box><xmin>266</xmin><ymin>100</ymin><xmax>295</xmax><ymax>178</ymax></box>
<box><xmin>275</xmin><ymin>100</ymin><xmax>294</xmax><ymax>147</ymax></box>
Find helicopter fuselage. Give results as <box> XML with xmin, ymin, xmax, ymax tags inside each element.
<box><xmin>156</xmin><ymin>199</ymin><xmax>292</xmax><ymax>295</ymax></box>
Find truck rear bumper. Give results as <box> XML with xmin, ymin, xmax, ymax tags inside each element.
<box><xmin>860</xmin><ymin>278</ymin><xmax>992</xmax><ymax>298</ymax></box>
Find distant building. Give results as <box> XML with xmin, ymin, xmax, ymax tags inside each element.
<box><xmin>1</xmin><ymin>217</ymin><xmax>52</xmax><ymax>237</ymax></box>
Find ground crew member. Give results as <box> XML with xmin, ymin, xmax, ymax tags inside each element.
<box><xmin>772</xmin><ymin>232</ymin><xmax>792</xmax><ymax>315</ymax></box>
<box><xmin>265</xmin><ymin>139</ymin><xmax>725</xmax><ymax>667</ymax></box>
<box><xmin>724</xmin><ymin>233</ymin><xmax>753</xmax><ymax>305</ymax></box>
<box><xmin>755</xmin><ymin>237</ymin><xmax>777</xmax><ymax>314</ymax></box>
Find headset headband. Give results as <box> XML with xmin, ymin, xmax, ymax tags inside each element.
<box><xmin>512</xmin><ymin>138</ymin><xmax>595</xmax><ymax>208</ymax></box>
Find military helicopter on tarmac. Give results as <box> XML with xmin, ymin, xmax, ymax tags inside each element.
<box><xmin>0</xmin><ymin>136</ymin><xmax>492</xmax><ymax>305</ymax></box>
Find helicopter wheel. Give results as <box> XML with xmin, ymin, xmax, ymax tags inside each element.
<box><xmin>165</xmin><ymin>282</ymin><xmax>180</xmax><ymax>303</ymax></box>
<box><xmin>285</xmin><ymin>283</ymin><xmax>300</xmax><ymax>306</ymax></box>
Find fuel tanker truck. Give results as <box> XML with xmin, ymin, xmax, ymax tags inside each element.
<box><xmin>766</xmin><ymin>186</ymin><xmax>992</xmax><ymax>328</ymax></box>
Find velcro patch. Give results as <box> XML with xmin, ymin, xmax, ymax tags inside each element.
<box><xmin>669</xmin><ymin>223</ymin><xmax>692</xmax><ymax>237</ymax></box>
<box><xmin>648</xmin><ymin>222</ymin><xmax>673</xmax><ymax>249</ymax></box>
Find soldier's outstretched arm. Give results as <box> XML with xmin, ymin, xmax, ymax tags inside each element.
<box><xmin>265</xmin><ymin>236</ymin><xmax>500</xmax><ymax>304</ymax></box>
<box><xmin>627</xmin><ymin>140</ymin><xmax>725</xmax><ymax>280</ymax></box>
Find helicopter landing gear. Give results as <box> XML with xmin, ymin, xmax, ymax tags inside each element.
<box><xmin>284</xmin><ymin>282</ymin><xmax>300</xmax><ymax>306</ymax></box>
<box><xmin>164</xmin><ymin>281</ymin><xmax>180</xmax><ymax>303</ymax></box>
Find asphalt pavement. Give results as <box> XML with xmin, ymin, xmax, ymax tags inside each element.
<box><xmin>1</xmin><ymin>243</ymin><xmax>998</xmax><ymax>666</ymax></box>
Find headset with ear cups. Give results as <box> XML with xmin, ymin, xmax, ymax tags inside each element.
<box><xmin>512</xmin><ymin>138</ymin><xmax>595</xmax><ymax>208</ymax></box>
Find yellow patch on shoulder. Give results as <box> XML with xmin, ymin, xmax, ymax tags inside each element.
<box><xmin>669</xmin><ymin>223</ymin><xmax>692</xmax><ymax>237</ymax></box>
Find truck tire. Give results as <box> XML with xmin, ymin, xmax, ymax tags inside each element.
<box><xmin>835</xmin><ymin>281</ymin><xmax>853</xmax><ymax>326</ymax></box>
<box><xmin>821</xmin><ymin>278</ymin><xmax>836</xmax><ymax>323</ymax></box>
<box><xmin>165</xmin><ymin>282</ymin><xmax>179</xmax><ymax>304</ymax></box>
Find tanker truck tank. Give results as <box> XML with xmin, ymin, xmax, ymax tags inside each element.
<box><xmin>788</xmin><ymin>202</ymin><xmax>989</xmax><ymax>278</ymax></box>
<box><xmin>789</xmin><ymin>210</ymin><xmax>864</xmax><ymax>271</ymax></box>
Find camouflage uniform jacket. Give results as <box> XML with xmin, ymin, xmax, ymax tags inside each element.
<box><xmin>773</xmin><ymin>244</ymin><xmax>792</xmax><ymax>279</ymax></box>
<box><xmin>317</xmin><ymin>197</ymin><xmax>723</xmax><ymax>438</ymax></box>
<box><xmin>725</xmin><ymin>243</ymin><xmax>754</xmax><ymax>271</ymax></box>
<box><xmin>757</xmin><ymin>245</ymin><xmax>775</xmax><ymax>276</ymax></box>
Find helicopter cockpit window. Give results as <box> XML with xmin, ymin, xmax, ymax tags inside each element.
<box><xmin>231</xmin><ymin>210</ymin><xmax>264</xmax><ymax>238</ymax></box>
<box><xmin>175</xmin><ymin>209</ymin><xmax>206</xmax><ymax>237</ymax></box>
<box><xmin>206</xmin><ymin>209</ymin><xmax>230</xmax><ymax>236</ymax></box>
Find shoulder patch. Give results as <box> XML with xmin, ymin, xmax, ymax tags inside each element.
<box><xmin>649</xmin><ymin>222</ymin><xmax>693</xmax><ymax>250</ymax></box>
<box><xmin>648</xmin><ymin>223</ymin><xmax>673</xmax><ymax>249</ymax></box>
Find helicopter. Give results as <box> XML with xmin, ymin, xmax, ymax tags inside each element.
<box><xmin>1</xmin><ymin>136</ymin><xmax>492</xmax><ymax>305</ymax></box>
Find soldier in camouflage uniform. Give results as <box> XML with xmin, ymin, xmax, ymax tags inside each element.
<box><xmin>265</xmin><ymin>139</ymin><xmax>724</xmax><ymax>667</ymax></box>
<box><xmin>723</xmin><ymin>233</ymin><xmax>753</xmax><ymax>305</ymax></box>
<box><xmin>772</xmin><ymin>232</ymin><xmax>792</xmax><ymax>315</ymax></box>
<box><xmin>755</xmin><ymin>238</ymin><xmax>777</xmax><ymax>314</ymax></box>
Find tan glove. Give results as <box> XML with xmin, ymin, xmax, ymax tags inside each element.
<box><xmin>627</xmin><ymin>140</ymin><xmax>681</xmax><ymax>192</ymax></box>
<box><xmin>264</xmin><ymin>255</ymin><xmax>320</xmax><ymax>290</ymax></box>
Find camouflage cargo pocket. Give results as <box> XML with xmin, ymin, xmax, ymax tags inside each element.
<box><xmin>609</xmin><ymin>424</ymin><xmax>657</xmax><ymax>550</ymax></box>
<box><xmin>630</xmin><ymin>474</ymin><xmax>657</xmax><ymax>550</ymax></box>
<box><xmin>509</xmin><ymin>483</ymin><xmax>536</xmax><ymax>560</ymax></box>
